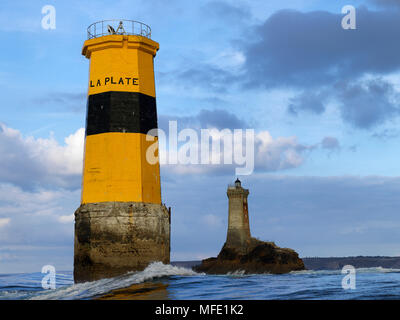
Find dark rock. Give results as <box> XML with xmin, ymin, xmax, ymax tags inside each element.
<box><xmin>194</xmin><ymin>238</ymin><xmax>305</xmax><ymax>274</ymax></box>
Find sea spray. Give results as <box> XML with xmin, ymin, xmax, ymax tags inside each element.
<box><xmin>31</xmin><ymin>262</ymin><xmax>200</xmax><ymax>300</ymax></box>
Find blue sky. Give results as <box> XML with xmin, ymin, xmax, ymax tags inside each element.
<box><xmin>2</xmin><ymin>0</ymin><xmax>400</xmax><ymax>272</ymax></box>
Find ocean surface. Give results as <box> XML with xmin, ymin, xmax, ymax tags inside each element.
<box><xmin>1</xmin><ymin>262</ymin><xmax>400</xmax><ymax>300</ymax></box>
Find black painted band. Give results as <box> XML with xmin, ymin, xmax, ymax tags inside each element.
<box><xmin>85</xmin><ymin>91</ymin><xmax>158</xmax><ymax>136</ymax></box>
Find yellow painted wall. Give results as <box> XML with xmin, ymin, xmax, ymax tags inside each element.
<box><xmin>81</xmin><ymin>35</ymin><xmax>161</xmax><ymax>204</ymax></box>
<box><xmin>81</xmin><ymin>133</ymin><xmax>161</xmax><ymax>204</ymax></box>
<box><xmin>83</xmin><ymin>35</ymin><xmax>159</xmax><ymax>97</ymax></box>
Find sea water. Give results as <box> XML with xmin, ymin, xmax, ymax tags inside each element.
<box><xmin>0</xmin><ymin>262</ymin><xmax>400</xmax><ymax>300</ymax></box>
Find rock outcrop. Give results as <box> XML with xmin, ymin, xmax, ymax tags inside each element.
<box><xmin>196</xmin><ymin>179</ymin><xmax>305</xmax><ymax>274</ymax></box>
<box><xmin>194</xmin><ymin>238</ymin><xmax>305</xmax><ymax>274</ymax></box>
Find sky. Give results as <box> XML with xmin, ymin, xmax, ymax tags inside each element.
<box><xmin>1</xmin><ymin>0</ymin><xmax>400</xmax><ymax>273</ymax></box>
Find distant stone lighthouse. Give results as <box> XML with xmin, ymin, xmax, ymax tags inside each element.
<box><xmin>226</xmin><ymin>178</ymin><xmax>251</xmax><ymax>251</ymax></box>
<box><xmin>74</xmin><ymin>20</ymin><xmax>170</xmax><ymax>283</ymax></box>
<box><xmin>195</xmin><ymin>179</ymin><xmax>305</xmax><ymax>274</ymax></box>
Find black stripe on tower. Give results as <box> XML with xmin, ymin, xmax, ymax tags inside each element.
<box><xmin>85</xmin><ymin>91</ymin><xmax>158</xmax><ymax>136</ymax></box>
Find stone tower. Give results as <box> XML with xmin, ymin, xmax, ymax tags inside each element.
<box><xmin>195</xmin><ymin>179</ymin><xmax>305</xmax><ymax>274</ymax></box>
<box><xmin>74</xmin><ymin>20</ymin><xmax>170</xmax><ymax>283</ymax></box>
<box><xmin>226</xmin><ymin>178</ymin><xmax>251</xmax><ymax>250</ymax></box>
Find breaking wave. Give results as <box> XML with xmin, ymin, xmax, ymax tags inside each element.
<box><xmin>30</xmin><ymin>262</ymin><xmax>199</xmax><ymax>300</ymax></box>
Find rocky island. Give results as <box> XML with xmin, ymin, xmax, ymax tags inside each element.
<box><xmin>194</xmin><ymin>179</ymin><xmax>305</xmax><ymax>274</ymax></box>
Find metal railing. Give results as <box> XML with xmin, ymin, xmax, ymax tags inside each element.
<box><xmin>87</xmin><ymin>20</ymin><xmax>152</xmax><ymax>40</ymax></box>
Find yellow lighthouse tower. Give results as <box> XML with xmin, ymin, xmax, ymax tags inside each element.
<box><xmin>74</xmin><ymin>20</ymin><xmax>170</xmax><ymax>283</ymax></box>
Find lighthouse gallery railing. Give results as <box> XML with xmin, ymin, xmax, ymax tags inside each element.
<box><xmin>87</xmin><ymin>20</ymin><xmax>152</xmax><ymax>40</ymax></box>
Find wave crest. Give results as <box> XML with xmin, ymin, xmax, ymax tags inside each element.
<box><xmin>31</xmin><ymin>262</ymin><xmax>198</xmax><ymax>300</ymax></box>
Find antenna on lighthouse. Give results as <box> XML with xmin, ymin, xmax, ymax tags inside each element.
<box><xmin>115</xmin><ymin>21</ymin><xmax>126</xmax><ymax>34</ymax></box>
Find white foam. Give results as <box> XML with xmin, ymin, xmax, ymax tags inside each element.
<box><xmin>30</xmin><ymin>262</ymin><xmax>199</xmax><ymax>300</ymax></box>
<box><xmin>227</xmin><ymin>270</ymin><xmax>246</xmax><ymax>276</ymax></box>
<box><xmin>290</xmin><ymin>266</ymin><xmax>400</xmax><ymax>275</ymax></box>
<box><xmin>356</xmin><ymin>266</ymin><xmax>400</xmax><ymax>273</ymax></box>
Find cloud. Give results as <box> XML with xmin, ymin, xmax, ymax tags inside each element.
<box><xmin>0</xmin><ymin>182</ymin><xmax>79</xmax><ymax>254</ymax></box>
<box><xmin>32</xmin><ymin>92</ymin><xmax>86</xmax><ymax>105</ymax></box>
<box><xmin>287</xmin><ymin>78</ymin><xmax>400</xmax><ymax>129</ymax></box>
<box><xmin>321</xmin><ymin>137</ymin><xmax>340</xmax><ymax>150</ymax></box>
<box><xmin>0</xmin><ymin>121</ymin><xmax>329</xmax><ymax>193</ymax></box>
<box><xmin>371</xmin><ymin>128</ymin><xmax>400</xmax><ymax>140</ymax></box>
<box><xmin>0</xmin><ymin>218</ymin><xmax>10</xmax><ymax>228</ymax></box>
<box><xmin>255</xmin><ymin>131</ymin><xmax>314</xmax><ymax>171</ymax></box>
<box><xmin>0</xmin><ymin>124</ymin><xmax>84</xmax><ymax>190</ymax></box>
<box><xmin>335</xmin><ymin>79</ymin><xmax>400</xmax><ymax>129</ymax></box>
<box><xmin>166</xmin><ymin>7</ymin><xmax>400</xmax><ymax>130</ymax></box>
<box><xmin>243</xmin><ymin>7</ymin><xmax>400</xmax><ymax>89</ymax></box>
<box><xmin>174</xmin><ymin>63</ymin><xmax>239</xmax><ymax>93</ymax></box>
<box><xmin>58</xmin><ymin>214</ymin><xmax>74</xmax><ymax>224</ymax></box>
<box><xmin>32</xmin><ymin>92</ymin><xmax>86</xmax><ymax>113</ymax></box>
<box><xmin>201</xmin><ymin>1</ymin><xmax>251</xmax><ymax>23</ymax></box>
<box><xmin>159</xmin><ymin>110</ymin><xmax>316</xmax><ymax>176</ymax></box>
<box><xmin>159</xmin><ymin>108</ymin><xmax>248</xmax><ymax>132</ymax></box>
<box><xmin>0</xmin><ymin>122</ymin><xmax>311</xmax><ymax>192</ymax></box>
<box><xmin>288</xmin><ymin>90</ymin><xmax>328</xmax><ymax>115</ymax></box>
<box><xmin>161</xmin><ymin>129</ymin><xmax>315</xmax><ymax>176</ymax></box>
<box><xmin>206</xmin><ymin>50</ymin><xmax>246</xmax><ymax>73</ymax></box>
<box><xmin>369</xmin><ymin>0</ymin><xmax>400</xmax><ymax>8</ymax></box>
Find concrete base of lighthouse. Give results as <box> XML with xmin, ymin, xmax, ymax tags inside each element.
<box><xmin>73</xmin><ymin>202</ymin><xmax>170</xmax><ymax>283</ymax></box>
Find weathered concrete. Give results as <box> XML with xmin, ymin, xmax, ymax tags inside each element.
<box><xmin>74</xmin><ymin>202</ymin><xmax>170</xmax><ymax>283</ymax></box>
